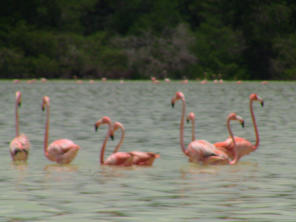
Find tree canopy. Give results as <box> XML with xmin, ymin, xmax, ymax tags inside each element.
<box><xmin>1</xmin><ymin>0</ymin><xmax>296</xmax><ymax>80</ymax></box>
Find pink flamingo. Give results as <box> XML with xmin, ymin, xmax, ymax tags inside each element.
<box><xmin>164</xmin><ymin>78</ymin><xmax>171</xmax><ymax>82</ymax></box>
<box><xmin>42</xmin><ymin>96</ymin><xmax>80</xmax><ymax>164</ymax></box>
<box><xmin>186</xmin><ymin>110</ymin><xmax>245</xmax><ymax>165</ymax></box>
<box><xmin>95</xmin><ymin>116</ymin><xmax>134</xmax><ymax>166</ymax></box>
<box><xmin>40</xmin><ymin>78</ymin><xmax>47</xmax><ymax>83</ymax></box>
<box><xmin>221</xmin><ymin>112</ymin><xmax>245</xmax><ymax>164</ymax></box>
<box><xmin>214</xmin><ymin>93</ymin><xmax>264</xmax><ymax>161</ymax></box>
<box><xmin>10</xmin><ymin>91</ymin><xmax>31</xmax><ymax>161</ymax></box>
<box><xmin>186</xmin><ymin>112</ymin><xmax>196</xmax><ymax>141</ymax></box>
<box><xmin>171</xmin><ymin>92</ymin><xmax>231</xmax><ymax>164</ymax></box>
<box><xmin>112</xmin><ymin>121</ymin><xmax>160</xmax><ymax>166</ymax></box>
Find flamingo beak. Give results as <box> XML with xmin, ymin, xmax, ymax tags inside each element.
<box><xmin>186</xmin><ymin>119</ymin><xmax>189</xmax><ymax>124</ymax></box>
<box><xmin>41</xmin><ymin>105</ymin><xmax>45</xmax><ymax>111</ymax></box>
<box><xmin>261</xmin><ymin>101</ymin><xmax>264</xmax><ymax>107</ymax></box>
<box><xmin>171</xmin><ymin>101</ymin><xmax>175</xmax><ymax>108</ymax></box>
<box><xmin>94</xmin><ymin>124</ymin><xmax>98</xmax><ymax>132</ymax></box>
<box><xmin>241</xmin><ymin>120</ymin><xmax>245</xmax><ymax>128</ymax></box>
<box><xmin>18</xmin><ymin>101</ymin><xmax>22</xmax><ymax>107</ymax></box>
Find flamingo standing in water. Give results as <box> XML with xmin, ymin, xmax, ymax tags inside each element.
<box><xmin>112</xmin><ymin>121</ymin><xmax>160</xmax><ymax>166</ymax></box>
<box><xmin>95</xmin><ymin>116</ymin><xmax>134</xmax><ymax>166</ymax></box>
<box><xmin>42</xmin><ymin>96</ymin><xmax>80</xmax><ymax>164</ymax></box>
<box><xmin>10</xmin><ymin>91</ymin><xmax>31</xmax><ymax>161</ymax></box>
<box><xmin>171</xmin><ymin>92</ymin><xmax>231</xmax><ymax>164</ymax></box>
<box><xmin>186</xmin><ymin>110</ymin><xmax>245</xmax><ymax>164</ymax></box>
<box><xmin>214</xmin><ymin>93</ymin><xmax>264</xmax><ymax>161</ymax></box>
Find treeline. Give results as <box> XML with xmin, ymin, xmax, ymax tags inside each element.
<box><xmin>1</xmin><ymin>0</ymin><xmax>296</xmax><ymax>80</ymax></box>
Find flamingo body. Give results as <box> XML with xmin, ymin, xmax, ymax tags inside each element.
<box><xmin>215</xmin><ymin>136</ymin><xmax>254</xmax><ymax>161</ymax></box>
<box><xmin>130</xmin><ymin>151</ymin><xmax>160</xmax><ymax>166</ymax></box>
<box><xmin>10</xmin><ymin>134</ymin><xmax>30</xmax><ymax>161</ymax></box>
<box><xmin>104</xmin><ymin>152</ymin><xmax>134</xmax><ymax>166</ymax></box>
<box><xmin>186</xmin><ymin>140</ymin><xmax>229</xmax><ymax>164</ymax></box>
<box><xmin>46</xmin><ymin>139</ymin><xmax>80</xmax><ymax>164</ymax></box>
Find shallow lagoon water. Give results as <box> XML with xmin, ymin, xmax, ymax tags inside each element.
<box><xmin>0</xmin><ymin>80</ymin><xmax>295</xmax><ymax>221</ymax></box>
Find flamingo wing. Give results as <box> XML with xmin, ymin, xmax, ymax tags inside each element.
<box><xmin>130</xmin><ymin>151</ymin><xmax>160</xmax><ymax>166</ymax></box>
<box><xmin>10</xmin><ymin>134</ymin><xmax>30</xmax><ymax>161</ymax></box>
<box><xmin>186</xmin><ymin>140</ymin><xmax>217</xmax><ymax>163</ymax></box>
<box><xmin>215</xmin><ymin>136</ymin><xmax>254</xmax><ymax>161</ymax></box>
<box><xmin>104</xmin><ymin>152</ymin><xmax>134</xmax><ymax>166</ymax></box>
<box><xmin>186</xmin><ymin>140</ymin><xmax>230</xmax><ymax>164</ymax></box>
<box><xmin>47</xmin><ymin>139</ymin><xmax>80</xmax><ymax>164</ymax></box>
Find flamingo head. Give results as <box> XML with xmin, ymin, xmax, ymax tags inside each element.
<box><xmin>250</xmin><ymin>93</ymin><xmax>264</xmax><ymax>107</ymax></box>
<box><xmin>171</xmin><ymin>91</ymin><xmax>185</xmax><ymax>107</ymax></box>
<box><xmin>227</xmin><ymin>113</ymin><xmax>245</xmax><ymax>165</ymax></box>
<box><xmin>111</xmin><ymin>121</ymin><xmax>124</xmax><ymax>140</ymax></box>
<box><xmin>228</xmin><ymin>112</ymin><xmax>244</xmax><ymax>128</ymax></box>
<box><xmin>42</xmin><ymin>96</ymin><xmax>50</xmax><ymax>111</ymax></box>
<box><xmin>186</xmin><ymin>112</ymin><xmax>195</xmax><ymax>123</ymax></box>
<box><xmin>94</xmin><ymin>116</ymin><xmax>113</xmax><ymax>139</ymax></box>
<box><xmin>113</xmin><ymin>121</ymin><xmax>124</xmax><ymax>132</ymax></box>
<box><xmin>16</xmin><ymin>91</ymin><xmax>22</xmax><ymax>107</ymax></box>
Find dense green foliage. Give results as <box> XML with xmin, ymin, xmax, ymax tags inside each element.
<box><xmin>1</xmin><ymin>0</ymin><xmax>296</xmax><ymax>80</ymax></box>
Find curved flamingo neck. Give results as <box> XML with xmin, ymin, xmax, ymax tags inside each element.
<box><xmin>100</xmin><ymin>123</ymin><xmax>112</xmax><ymax>164</ymax></box>
<box><xmin>179</xmin><ymin>98</ymin><xmax>187</xmax><ymax>156</ymax></box>
<box><xmin>250</xmin><ymin>99</ymin><xmax>260</xmax><ymax>149</ymax></box>
<box><xmin>44</xmin><ymin>104</ymin><xmax>50</xmax><ymax>157</ymax></box>
<box><xmin>15</xmin><ymin>100</ymin><xmax>20</xmax><ymax>137</ymax></box>
<box><xmin>228</xmin><ymin>118</ymin><xmax>238</xmax><ymax>165</ymax></box>
<box><xmin>113</xmin><ymin>125</ymin><xmax>125</xmax><ymax>153</ymax></box>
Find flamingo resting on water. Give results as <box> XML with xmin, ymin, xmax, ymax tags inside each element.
<box><xmin>187</xmin><ymin>110</ymin><xmax>245</xmax><ymax>164</ymax></box>
<box><xmin>10</xmin><ymin>91</ymin><xmax>31</xmax><ymax>161</ymax></box>
<box><xmin>171</xmin><ymin>91</ymin><xmax>232</xmax><ymax>164</ymax></box>
<box><xmin>112</xmin><ymin>121</ymin><xmax>160</xmax><ymax>166</ymax></box>
<box><xmin>42</xmin><ymin>96</ymin><xmax>80</xmax><ymax>164</ymax></box>
<box><xmin>214</xmin><ymin>93</ymin><xmax>264</xmax><ymax>161</ymax></box>
<box><xmin>94</xmin><ymin>116</ymin><xmax>134</xmax><ymax>166</ymax></box>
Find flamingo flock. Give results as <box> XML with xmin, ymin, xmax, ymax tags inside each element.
<box><xmin>9</xmin><ymin>89</ymin><xmax>263</xmax><ymax>167</ymax></box>
<box><xmin>171</xmin><ymin>92</ymin><xmax>247</xmax><ymax>165</ymax></box>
